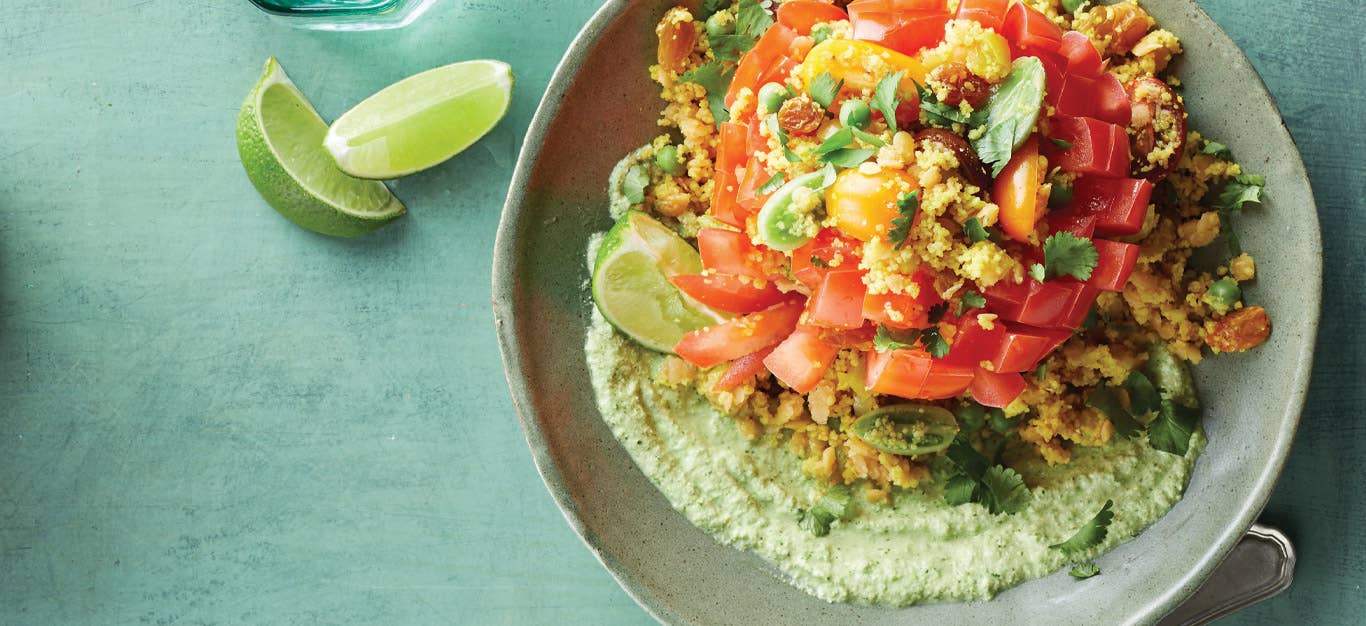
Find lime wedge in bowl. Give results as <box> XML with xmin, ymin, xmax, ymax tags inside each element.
<box><xmin>592</xmin><ymin>211</ymin><xmax>724</xmax><ymax>353</ymax></box>
<box><xmin>236</xmin><ymin>57</ymin><xmax>405</xmax><ymax>238</ymax></box>
<box><xmin>324</xmin><ymin>60</ymin><xmax>514</xmax><ymax>179</ymax></box>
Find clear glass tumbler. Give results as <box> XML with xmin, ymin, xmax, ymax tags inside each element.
<box><xmin>248</xmin><ymin>0</ymin><xmax>435</xmax><ymax>31</ymax></box>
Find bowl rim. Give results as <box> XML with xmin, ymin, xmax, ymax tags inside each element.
<box><xmin>492</xmin><ymin>1</ymin><xmax>1321</xmax><ymax>623</ymax></box>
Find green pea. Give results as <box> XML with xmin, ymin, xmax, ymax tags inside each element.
<box><xmin>1048</xmin><ymin>181</ymin><xmax>1074</xmax><ymax>207</ymax></box>
<box><xmin>758</xmin><ymin>82</ymin><xmax>790</xmax><ymax>115</ymax></box>
<box><xmin>956</xmin><ymin>402</ymin><xmax>987</xmax><ymax>432</ymax></box>
<box><xmin>704</xmin><ymin>12</ymin><xmax>733</xmax><ymax>38</ymax></box>
<box><xmin>655</xmin><ymin>145</ymin><xmax>681</xmax><ymax>175</ymax></box>
<box><xmin>1203</xmin><ymin>278</ymin><xmax>1241</xmax><ymax>314</ymax></box>
<box><xmin>988</xmin><ymin>408</ymin><xmax>1018</xmax><ymax>433</ymax></box>
<box><xmin>839</xmin><ymin>99</ymin><xmax>872</xmax><ymax>130</ymax></box>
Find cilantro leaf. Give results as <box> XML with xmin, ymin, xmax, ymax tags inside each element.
<box><xmin>1201</xmin><ymin>141</ymin><xmax>1233</xmax><ymax>160</ymax></box>
<box><xmin>980</xmin><ymin>465</ymin><xmax>1032</xmax><ymax>515</ymax></box>
<box><xmin>873</xmin><ymin>325</ymin><xmax>921</xmax><ymax>352</ymax></box>
<box><xmin>756</xmin><ymin>172</ymin><xmax>785</xmax><ymax>195</ymax></box>
<box><xmin>797</xmin><ymin>508</ymin><xmax>834</xmax><ymax>537</ymax></box>
<box><xmin>766</xmin><ymin>113</ymin><xmax>802</xmax><ymax>162</ymax></box>
<box><xmin>1219</xmin><ymin>173</ymin><xmax>1265</xmax><ymax>211</ymax></box>
<box><xmin>944</xmin><ymin>474</ymin><xmax>978</xmax><ymax>506</ymax></box>
<box><xmin>963</xmin><ymin>218</ymin><xmax>989</xmax><ymax>243</ymax></box>
<box><xmin>816</xmin><ymin>484</ymin><xmax>852</xmax><ymax>519</ymax></box>
<box><xmin>1069</xmin><ymin>562</ymin><xmax>1101</xmax><ymax>579</ymax></box>
<box><xmin>1050</xmin><ymin>499</ymin><xmax>1115</xmax><ymax>553</ymax></box>
<box><xmin>699</xmin><ymin>0</ymin><xmax>728</xmax><ymax>19</ymax></box>
<box><xmin>888</xmin><ymin>190</ymin><xmax>918</xmax><ymax>249</ymax></box>
<box><xmin>871</xmin><ymin>71</ymin><xmax>904</xmax><ymax>132</ymax></box>
<box><xmin>1042</xmin><ymin>232</ymin><xmax>1099</xmax><ymax>281</ymax></box>
<box><xmin>709</xmin><ymin>33</ymin><xmax>756</xmax><ymax>63</ymax></box>
<box><xmin>735</xmin><ymin>0</ymin><xmax>773</xmax><ymax>39</ymax></box>
<box><xmin>852</xmin><ymin>128</ymin><xmax>887</xmax><ymax>147</ymax></box>
<box><xmin>808</xmin><ymin>71</ymin><xmax>843</xmax><ymax>109</ymax></box>
<box><xmin>945</xmin><ymin>436</ymin><xmax>989</xmax><ymax>481</ymax></box>
<box><xmin>926</xmin><ymin>301</ymin><xmax>949</xmax><ymax>324</ymax></box>
<box><xmin>622</xmin><ymin>164</ymin><xmax>649</xmax><ymax>204</ymax></box>
<box><xmin>680</xmin><ymin>62</ymin><xmax>734</xmax><ymax>125</ymax></box>
<box><xmin>1124</xmin><ymin>371</ymin><xmax>1160</xmax><ymax>418</ymax></box>
<box><xmin>812</xmin><ymin>127</ymin><xmax>854</xmax><ymax>156</ymax></box>
<box><xmin>1148</xmin><ymin>399</ymin><xmax>1200</xmax><ymax>456</ymax></box>
<box><xmin>810</xmin><ymin>256</ymin><xmax>831</xmax><ymax>269</ymax></box>
<box><xmin>1085</xmin><ymin>385</ymin><xmax>1142</xmax><ymax>439</ymax></box>
<box><xmin>821</xmin><ymin>148</ymin><xmax>877</xmax><ymax>168</ymax></box>
<box><xmin>1033</xmin><ymin>362</ymin><xmax>1048</xmax><ymax>381</ymax></box>
<box><xmin>957</xmin><ymin>290</ymin><xmax>986</xmax><ymax>316</ymax></box>
<box><xmin>1048</xmin><ymin>137</ymin><xmax>1074</xmax><ymax>149</ymax></box>
<box><xmin>799</xmin><ymin>485</ymin><xmax>853</xmax><ymax>537</ymax></box>
<box><xmin>921</xmin><ymin>326</ymin><xmax>950</xmax><ymax>358</ymax></box>
<box><xmin>914</xmin><ymin>79</ymin><xmax>985</xmax><ymax>129</ymax></box>
<box><xmin>1029</xmin><ymin>262</ymin><xmax>1046</xmax><ymax>282</ymax></box>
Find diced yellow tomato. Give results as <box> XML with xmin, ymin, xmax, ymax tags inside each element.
<box><xmin>919</xmin><ymin>20</ymin><xmax>1013</xmax><ymax>83</ymax></box>
<box><xmin>798</xmin><ymin>39</ymin><xmax>928</xmax><ymax>107</ymax></box>
<box><xmin>993</xmin><ymin>136</ymin><xmax>1044</xmax><ymax>242</ymax></box>
<box><xmin>826</xmin><ymin>167</ymin><xmax>919</xmax><ymax>242</ymax></box>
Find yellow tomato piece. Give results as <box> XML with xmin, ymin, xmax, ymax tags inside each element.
<box><xmin>799</xmin><ymin>39</ymin><xmax>928</xmax><ymax>103</ymax></box>
<box><xmin>826</xmin><ymin>167</ymin><xmax>919</xmax><ymax>242</ymax></box>
<box><xmin>993</xmin><ymin>137</ymin><xmax>1043</xmax><ymax>243</ymax></box>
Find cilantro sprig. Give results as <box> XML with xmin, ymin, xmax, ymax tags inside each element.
<box><xmin>808</xmin><ymin>71</ymin><xmax>843</xmax><ymax>109</ymax></box>
<box><xmin>871</xmin><ymin>71</ymin><xmax>904</xmax><ymax>132</ymax></box>
<box><xmin>1038</xmin><ymin>232</ymin><xmax>1099</xmax><ymax>281</ymax></box>
<box><xmin>1050</xmin><ymin>499</ymin><xmax>1115</xmax><ymax>553</ymax></box>
<box><xmin>872</xmin><ymin>321</ymin><xmax>949</xmax><ymax>358</ymax></box>
<box><xmin>1216</xmin><ymin>173</ymin><xmax>1264</xmax><ymax>256</ymax></box>
<box><xmin>914</xmin><ymin>79</ymin><xmax>987</xmax><ymax>129</ymax></box>
<box><xmin>888</xmin><ymin>190</ymin><xmax>918</xmax><ymax>249</ymax></box>
<box><xmin>957</xmin><ymin>290</ymin><xmax>986</xmax><ymax>317</ymax></box>
<box><xmin>679</xmin><ymin>63</ymin><xmax>734</xmax><ymax>124</ymax></box>
<box><xmin>963</xmin><ymin>217</ymin><xmax>990</xmax><ymax>244</ymax></box>
<box><xmin>797</xmin><ymin>484</ymin><xmax>852</xmax><ymax>537</ymax></box>
<box><xmin>941</xmin><ymin>437</ymin><xmax>1032</xmax><ymax>515</ymax></box>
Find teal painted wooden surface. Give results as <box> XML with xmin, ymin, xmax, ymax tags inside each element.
<box><xmin>0</xmin><ymin>1</ymin><xmax>1359</xmax><ymax>624</ymax></box>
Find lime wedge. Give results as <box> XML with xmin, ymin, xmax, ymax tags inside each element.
<box><xmin>324</xmin><ymin>60</ymin><xmax>514</xmax><ymax>179</ymax></box>
<box><xmin>592</xmin><ymin>212</ymin><xmax>724</xmax><ymax>353</ymax></box>
<box><xmin>236</xmin><ymin>57</ymin><xmax>405</xmax><ymax>238</ymax></box>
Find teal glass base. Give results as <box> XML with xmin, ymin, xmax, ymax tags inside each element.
<box><xmin>248</xmin><ymin>0</ymin><xmax>434</xmax><ymax>30</ymax></box>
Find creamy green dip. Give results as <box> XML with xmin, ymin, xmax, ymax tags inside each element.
<box><xmin>585</xmin><ymin>309</ymin><xmax>1205</xmax><ymax>605</ymax></box>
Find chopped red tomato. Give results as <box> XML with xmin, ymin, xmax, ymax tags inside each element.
<box><xmin>994</xmin><ymin>136</ymin><xmax>1044</xmax><ymax>242</ymax></box>
<box><xmin>764</xmin><ymin>326</ymin><xmax>840</xmax><ymax>393</ymax></box>
<box><xmin>954</xmin><ymin>0</ymin><xmax>1009</xmax><ymax>31</ymax></box>
<box><xmin>991</xmin><ymin>324</ymin><xmax>1071</xmax><ymax>372</ymax></box>
<box><xmin>1057</xmin><ymin>30</ymin><xmax>1104</xmax><ymax>78</ymax></box>
<box><xmin>670</xmin><ymin>273</ymin><xmax>788</xmax><ymax>314</ymax></box>
<box><xmin>862</xmin><ymin>273</ymin><xmax>940</xmax><ymax>329</ymax></box>
<box><xmin>1001</xmin><ymin>2</ymin><xmax>1062</xmax><ymax>57</ymax></box>
<box><xmin>697</xmin><ymin>228</ymin><xmax>780</xmax><ymax>279</ymax></box>
<box><xmin>819</xmin><ymin>323</ymin><xmax>878</xmax><ymax>348</ymax></box>
<box><xmin>942</xmin><ymin>314</ymin><xmax>1007</xmax><ymax>368</ymax></box>
<box><xmin>866</xmin><ymin>348</ymin><xmax>975</xmax><ymax>400</ymax></box>
<box><xmin>1068</xmin><ymin>176</ymin><xmax>1153</xmax><ymax>236</ymax></box>
<box><xmin>726</xmin><ymin>24</ymin><xmax>798</xmax><ymax>107</ymax></box>
<box><xmin>1052</xmin><ymin>72</ymin><xmax>1131</xmax><ymax>126</ymax></box>
<box><xmin>675</xmin><ymin>298</ymin><xmax>805</xmax><ymax>368</ymax></box>
<box><xmin>848</xmin><ymin>0</ymin><xmax>952</xmax><ymax>56</ymax></box>
<box><xmin>777</xmin><ymin>1</ymin><xmax>849</xmax><ymax>35</ymax></box>
<box><xmin>970</xmin><ymin>368</ymin><xmax>1027</xmax><ymax>407</ymax></box>
<box><xmin>1088</xmin><ymin>239</ymin><xmax>1140</xmax><ymax>291</ymax></box>
<box><xmin>808</xmin><ymin>269</ymin><xmax>869</xmax><ymax>329</ymax></box>
<box><xmin>1045</xmin><ymin>116</ymin><xmax>1130</xmax><ymax>178</ymax></box>
<box><xmin>735</xmin><ymin>154</ymin><xmax>775</xmax><ymax>213</ymax></box>
<box><xmin>713</xmin><ymin>345</ymin><xmax>776</xmax><ymax>391</ymax></box>
<box><xmin>791</xmin><ymin>229</ymin><xmax>863</xmax><ymax>289</ymax></box>
<box><xmin>758</xmin><ymin>57</ymin><xmax>800</xmax><ymax>88</ymax></box>
<box><xmin>1046</xmin><ymin>210</ymin><xmax>1098</xmax><ymax>238</ymax></box>
<box><xmin>1017</xmin><ymin>279</ymin><xmax>1099</xmax><ymax>329</ymax></box>
<box><xmin>710</xmin><ymin>122</ymin><xmax>748</xmax><ymax>227</ymax></box>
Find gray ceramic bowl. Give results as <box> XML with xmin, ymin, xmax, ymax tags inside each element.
<box><xmin>493</xmin><ymin>2</ymin><xmax>1320</xmax><ymax>623</ymax></box>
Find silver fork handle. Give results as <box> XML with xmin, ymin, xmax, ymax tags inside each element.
<box><xmin>1158</xmin><ymin>524</ymin><xmax>1296</xmax><ymax>625</ymax></box>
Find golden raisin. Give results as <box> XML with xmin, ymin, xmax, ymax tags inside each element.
<box><xmin>1206</xmin><ymin>306</ymin><xmax>1271</xmax><ymax>353</ymax></box>
<box><xmin>1126</xmin><ymin>77</ymin><xmax>1187</xmax><ymax>181</ymax></box>
<box><xmin>778</xmin><ymin>95</ymin><xmax>824</xmax><ymax>136</ymax></box>
<box><xmin>656</xmin><ymin>12</ymin><xmax>699</xmax><ymax>74</ymax></box>
<box><xmin>915</xmin><ymin>128</ymin><xmax>990</xmax><ymax>190</ymax></box>
<box><xmin>1078</xmin><ymin>1</ymin><xmax>1153</xmax><ymax>56</ymax></box>
<box><xmin>928</xmin><ymin>62</ymin><xmax>991</xmax><ymax>108</ymax></box>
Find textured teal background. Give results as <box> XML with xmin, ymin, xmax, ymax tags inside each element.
<box><xmin>0</xmin><ymin>1</ymin><xmax>1360</xmax><ymax>624</ymax></box>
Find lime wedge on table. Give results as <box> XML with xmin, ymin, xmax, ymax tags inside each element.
<box><xmin>324</xmin><ymin>60</ymin><xmax>514</xmax><ymax>179</ymax></box>
<box><xmin>593</xmin><ymin>212</ymin><xmax>725</xmax><ymax>353</ymax></box>
<box><xmin>236</xmin><ymin>57</ymin><xmax>405</xmax><ymax>238</ymax></box>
